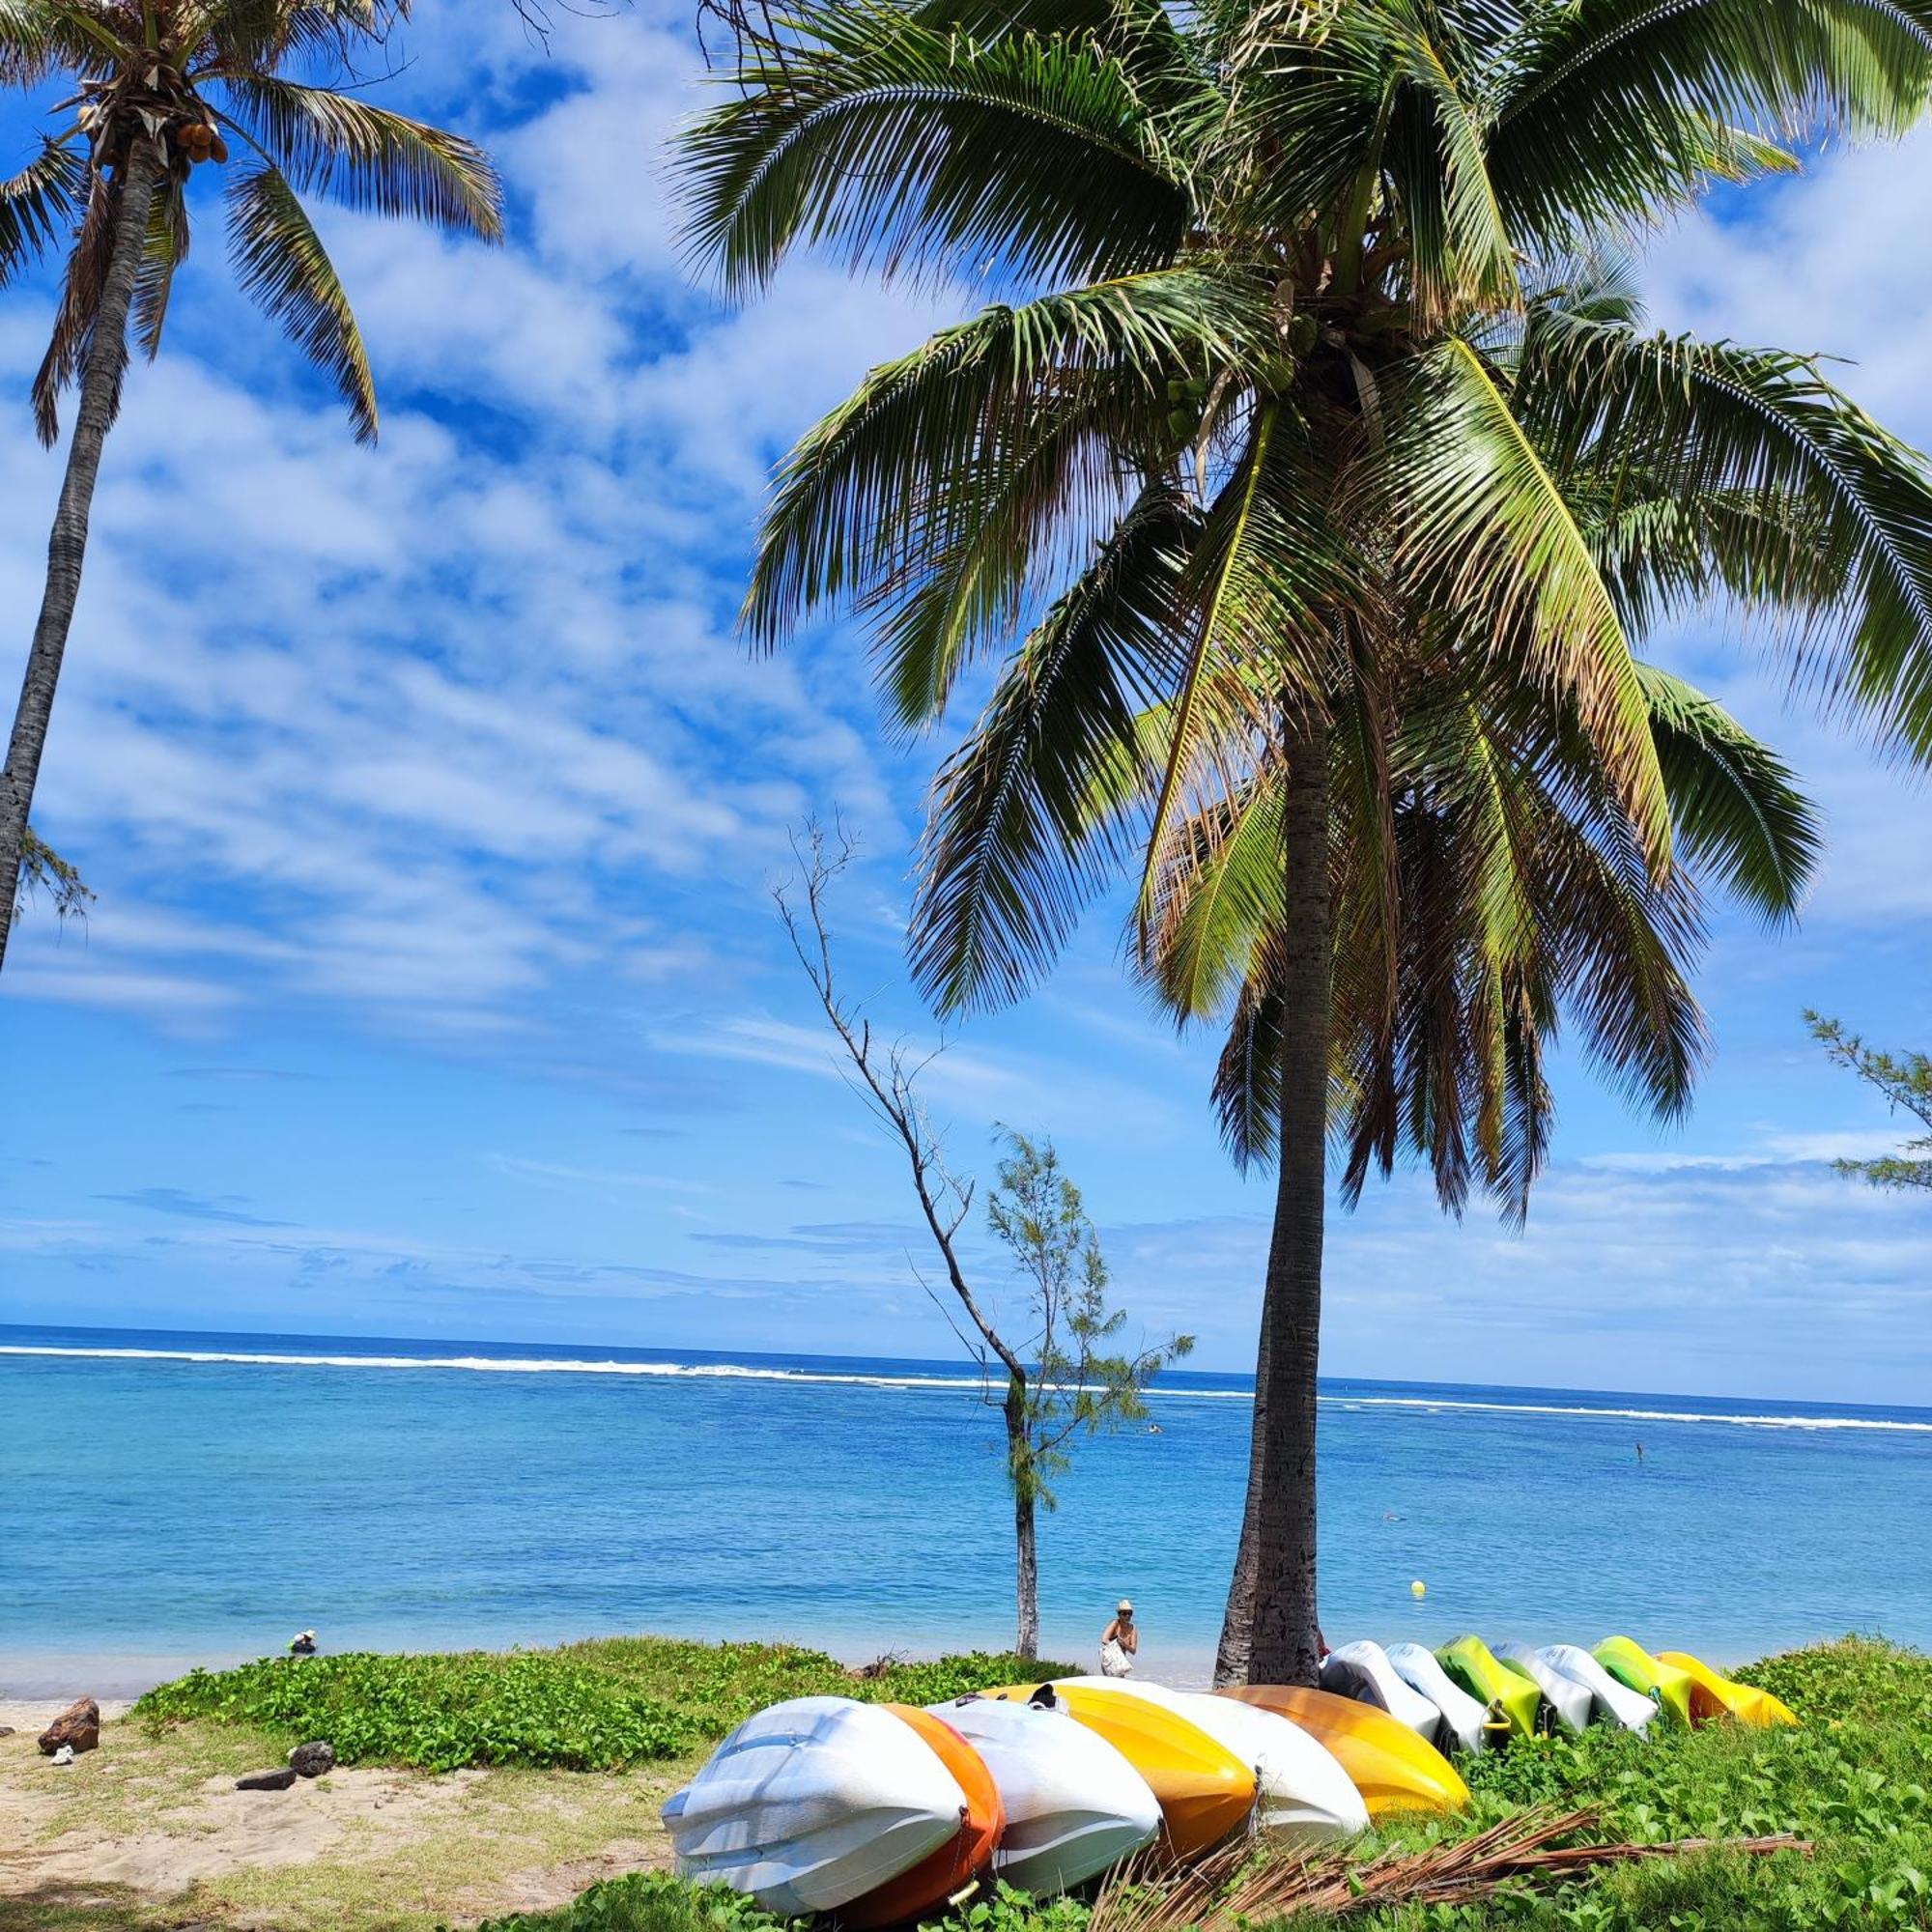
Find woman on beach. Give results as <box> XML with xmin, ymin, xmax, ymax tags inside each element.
<box><xmin>1099</xmin><ymin>1601</ymin><xmax>1138</xmax><ymax>1677</ymax></box>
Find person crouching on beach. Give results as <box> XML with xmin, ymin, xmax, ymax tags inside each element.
<box><xmin>1100</xmin><ymin>1600</ymin><xmax>1138</xmax><ymax>1677</ymax></box>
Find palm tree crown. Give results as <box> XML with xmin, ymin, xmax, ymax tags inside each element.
<box><xmin>2</xmin><ymin>0</ymin><xmax>500</xmax><ymax>443</ymax></box>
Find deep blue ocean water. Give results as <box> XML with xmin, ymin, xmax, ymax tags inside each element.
<box><xmin>3</xmin><ymin>1323</ymin><xmax>1927</xmax><ymax>1695</ymax></box>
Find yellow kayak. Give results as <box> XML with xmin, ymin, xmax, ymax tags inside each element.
<box><xmin>979</xmin><ymin>1683</ymin><xmax>1255</xmax><ymax>1858</ymax></box>
<box><xmin>1593</xmin><ymin>1637</ymin><xmax>1723</xmax><ymax>1728</ymax></box>
<box><xmin>1221</xmin><ymin>1685</ymin><xmax>1468</xmax><ymax>1819</ymax></box>
<box><xmin>1656</xmin><ymin>1652</ymin><xmax>1800</xmax><ymax>1728</ymax></box>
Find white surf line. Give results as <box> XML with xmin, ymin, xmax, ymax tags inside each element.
<box><xmin>4</xmin><ymin>1345</ymin><xmax>1929</xmax><ymax>1433</ymax></box>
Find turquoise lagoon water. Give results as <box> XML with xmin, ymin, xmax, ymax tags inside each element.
<box><xmin>2</xmin><ymin>1323</ymin><xmax>1928</xmax><ymax>1695</ymax></box>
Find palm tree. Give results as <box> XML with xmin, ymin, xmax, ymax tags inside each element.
<box><xmin>1145</xmin><ymin>642</ymin><xmax>1818</xmax><ymax>1678</ymax></box>
<box><xmin>678</xmin><ymin>0</ymin><xmax>1932</xmax><ymax>1682</ymax></box>
<box><xmin>0</xmin><ymin>0</ymin><xmax>500</xmax><ymax>974</ymax></box>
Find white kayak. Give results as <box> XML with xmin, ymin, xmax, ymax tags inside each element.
<box><xmin>1382</xmin><ymin>1642</ymin><xmax>1492</xmax><ymax>1754</ymax></box>
<box><xmin>1536</xmin><ymin>1644</ymin><xmax>1658</xmax><ymax>1735</ymax></box>
<box><xmin>1320</xmin><ymin>1640</ymin><xmax>1445</xmax><ymax>1744</ymax></box>
<box><xmin>929</xmin><ymin>1694</ymin><xmax>1160</xmax><ymax>1892</ymax></box>
<box><xmin>663</xmin><ymin>1696</ymin><xmax>969</xmax><ymax>1912</ymax></box>
<box><xmin>1492</xmin><ymin>1642</ymin><xmax>1593</xmax><ymax>1735</ymax></box>
<box><xmin>1061</xmin><ymin>1678</ymin><xmax>1369</xmax><ymax>1844</ymax></box>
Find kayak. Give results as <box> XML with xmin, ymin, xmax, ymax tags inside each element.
<box><xmin>1656</xmin><ymin>1652</ymin><xmax>1800</xmax><ymax>1729</ymax></box>
<box><xmin>1437</xmin><ymin>1635</ymin><xmax>1541</xmax><ymax>1741</ymax></box>
<box><xmin>1060</xmin><ymin>1678</ymin><xmax>1368</xmax><ymax>1845</ymax></box>
<box><xmin>1594</xmin><ymin>1636</ymin><xmax>1723</xmax><ymax>1728</ymax></box>
<box><xmin>663</xmin><ymin>1695</ymin><xmax>973</xmax><ymax>1913</ymax></box>
<box><xmin>926</xmin><ymin>1694</ymin><xmax>1161</xmax><ymax>1892</ymax></box>
<box><xmin>1492</xmin><ymin>1642</ymin><xmax>1593</xmax><ymax>1736</ymax></box>
<box><xmin>1535</xmin><ymin>1645</ymin><xmax>1658</xmax><ymax>1734</ymax></box>
<box><xmin>838</xmin><ymin>1706</ymin><xmax>1005</xmax><ymax>1927</ymax></box>
<box><xmin>1222</xmin><ymin>1685</ymin><xmax>1469</xmax><ymax>1819</ymax></box>
<box><xmin>980</xmin><ymin>1681</ymin><xmax>1256</xmax><ymax>1858</ymax></box>
<box><xmin>1321</xmin><ymin>1640</ymin><xmax>1445</xmax><ymax>1744</ymax></box>
<box><xmin>1383</xmin><ymin>1641</ymin><xmax>1492</xmax><ymax>1754</ymax></box>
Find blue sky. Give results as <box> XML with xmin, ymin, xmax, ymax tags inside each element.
<box><xmin>2</xmin><ymin>3</ymin><xmax>1928</xmax><ymax>1402</ymax></box>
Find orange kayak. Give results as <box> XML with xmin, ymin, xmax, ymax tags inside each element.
<box><xmin>979</xmin><ymin>1683</ymin><xmax>1255</xmax><ymax>1859</ymax></box>
<box><xmin>839</xmin><ymin>1706</ymin><xmax>1004</xmax><ymax>1926</ymax></box>
<box><xmin>1656</xmin><ymin>1653</ymin><xmax>1800</xmax><ymax>1729</ymax></box>
<box><xmin>1222</xmin><ymin>1685</ymin><xmax>1468</xmax><ymax>1819</ymax></box>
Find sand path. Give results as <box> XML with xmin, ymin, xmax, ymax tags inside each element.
<box><xmin>0</xmin><ymin>1708</ymin><xmax>677</xmax><ymax>1929</ymax></box>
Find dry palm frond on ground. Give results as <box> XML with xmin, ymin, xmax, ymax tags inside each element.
<box><xmin>1089</xmin><ymin>1808</ymin><xmax>1811</xmax><ymax>1930</ymax></box>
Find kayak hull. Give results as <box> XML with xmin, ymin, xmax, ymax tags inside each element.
<box><xmin>979</xmin><ymin>1682</ymin><xmax>1255</xmax><ymax>1859</ymax></box>
<box><xmin>1492</xmin><ymin>1643</ymin><xmax>1593</xmax><ymax>1736</ymax></box>
<box><xmin>1222</xmin><ymin>1686</ymin><xmax>1469</xmax><ymax>1819</ymax></box>
<box><xmin>1437</xmin><ymin>1635</ymin><xmax>1541</xmax><ymax>1741</ymax></box>
<box><xmin>926</xmin><ymin>1694</ymin><xmax>1160</xmax><ymax>1893</ymax></box>
<box><xmin>1536</xmin><ymin>1645</ymin><xmax>1657</xmax><ymax>1735</ymax></box>
<box><xmin>1383</xmin><ymin>1641</ymin><xmax>1492</xmax><ymax>1754</ymax></box>
<box><xmin>1321</xmin><ymin>1640</ymin><xmax>1445</xmax><ymax>1745</ymax></box>
<box><xmin>1060</xmin><ymin>1678</ymin><xmax>1368</xmax><ymax>1846</ymax></box>
<box><xmin>1595</xmin><ymin>1636</ymin><xmax>1722</xmax><ymax>1728</ymax></box>
<box><xmin>1656</xmin><ymin>1652</ymin><xmax>1799</xmax><ymax>1728</ymax></box>
<box><xmin>663</xmin><ymin>1695</ymin><xmax>969</xmax><ymax>1914</ymax></box>
<box><xmin>838</xmin><ymin>1707</ymin><xmax>1004</xmax><ymax>1928</ymax></box>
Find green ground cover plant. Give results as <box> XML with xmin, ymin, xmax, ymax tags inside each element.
<box><xmin>134</xmin><ymin>1638</ymin><xmax>1068</xmax><ymax>1775</ymax></box>
<box><xmin>476</xmin><ymin>1639</ymin><xmax>1931</xmax><ymax>1932</ymax></box>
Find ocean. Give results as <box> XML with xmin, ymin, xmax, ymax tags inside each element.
<box><xmin>3</xmin><ymin>1322</ymin><xmax>1927</xmax><ymax>1697</ymax></box>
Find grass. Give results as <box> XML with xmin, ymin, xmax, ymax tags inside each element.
<box><xmin>472</xmin><ymin>1638</ymin><xmax>1932</xmax><ymax>1932</ymax></box>
<box><xmin>133</xmin><ymin>1637</ymin><xmax>1072</xmax><ymax>1774</ymax></box>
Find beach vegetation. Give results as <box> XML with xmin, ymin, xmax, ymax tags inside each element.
<box><xmin>1806</xmin><ymin>1012</ymin><xmax>1932</xmax><ymax>1193</ymax></box>
<box><xmin>775</xmin><ymin>819</ymin><xmax>1191</xmax><ymax>1659</ymax></box>
<box><xmin>0</xmin><ymin>0</ymin><xmax>501</xmax><ymax>977</ymax></box>
<box><xmin>133</xmin><ymin>1635</ymin><xmax>1071</xmax><ymax>1774</ymax></box>
<box><xmin>480</xmin><ymin>1637</ymin><xmax>1932</xmax><ymax>1932</ymax></box>
<box><xmin>675</xmin><ymin>0</ymin><xmax>1932</xmax><ymax>1687</ymax></box>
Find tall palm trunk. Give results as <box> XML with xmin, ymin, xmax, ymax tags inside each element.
<box><xmin>1212</xmin><ymin>1289</ymin><xmax>1268</xmax><ymax>1684</ymax></box>
<box><xmin>0</xmin><ymin>141</ymin><xmax>159</xmax><ymax>973</ymax></box>
<box><xmin>1005</xmin><ymin>1373</ymin><xmax>1039</xmax><ymax>1659</ymax></box>
<box><xmin>1244</xmin><ymin>714</ymin><xmax>1332</xmax><ymax>1686</ymax></box>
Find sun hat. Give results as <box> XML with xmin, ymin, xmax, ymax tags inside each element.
<box><xmin>1117</xmin><ymin>1599</ymin><xmax>1133</xmax><ymax>1613</ymax></box>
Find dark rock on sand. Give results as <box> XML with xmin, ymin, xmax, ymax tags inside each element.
<box><xmin>289</xmin><ymin>1741</ymin><xmax>335</xmax><ymax>1777</ymax></box>
<box><xmin>38</xmin><ymin>1697</ymin><xmax>99</xmax><ymax>1756</ymax></box>
<box><xmin>237</xmin><ymin>1767</ymin><xmax>298</xmax><ymax>1792</ymax></box>
<box><xmin>0</xmin><ymin>1725</ymin><xmax>15</xmax><ymax>1738</ymax></box>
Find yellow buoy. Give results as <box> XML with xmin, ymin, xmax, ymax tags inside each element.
<box><xmin>1410</xmin><ymin>1579</ymin><xmax>1427</xmax><ymax>1599</ymax></box>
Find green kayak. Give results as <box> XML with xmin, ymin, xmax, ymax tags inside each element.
<box><xmin>1592</xmin><ymin>1636</ymin><xmax>1716</xmax><ymax>1728</ymax></box>
<box><xmin>1436</xmin><ymin>1635</ymin><xmax>1542</xmax><ymax>1741</ymax></box>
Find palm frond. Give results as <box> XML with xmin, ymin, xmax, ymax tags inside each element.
<box><xmin>217</xmin><ymin>76</ymin><xmax>501</xmax><ymax>238</ymax></box>
<box><xmin>1381</xmin><ymin>335</ymin><xmax>1671</xmax><ymax>872</ymax></box>
<box><xmin>226</xmin><ymin>158</ymin><xmax>378</xmax><ymax>440</ymax></box>
<box><xmin>677</xmin><ymin>5</ymin><xmax>1191</xmax><ymax>297</ymax></box>
<box><xmin>1637</xmin><ymin>662</ymin><xmax>1820</xmax><ymax>925</ymax></box>
<box><xmin>0</xmin><ymin>137</ymin><xmax>82</xmax><ymax>288</ymax></box>
<box><xmin>746</xmin><ymin>269</ymin><xmax>1255</xmax><ymax>659</ymax></box>
<box><xmin>131</xmin><ymin>176</ymin><xmax>190</xmax><ymax>360</ymax></box>
<box><xmin>911</xmin><ymin>481</ymin><xmax>1197</xmax><ymax>1014</ymax></box>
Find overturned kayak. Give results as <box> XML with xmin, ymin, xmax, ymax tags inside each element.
<box><xmin>663</xmin><ymin>1695</ymin><xmax>974</xmax><ymax>1913</ymax></box>
<box><xmin>1383</xmin><ymin>1641</ymin><xmax>1492</xmax><ymax>1753</ymax></box>
<box><xmin>927</xmin><ymin>1694</ymin><xmax>1160</xmax><ymax>1893</ymax></box>
<box><xmin>1595</xmin><ymin>1636</ymin><xmax>1722</xmax><ymax>1728</ymax></box>
<box><xmin>1063</xmin><ymin>1679</ymin><xmax>1368</xmax><ymax>1845</ymax></box>
<box><xmin>981</xmin><ymin>1681</ymin><xmax>1256</xmax><ymax>1858</ymax></box>
<box><xmin>1492</xmin><ymin>1642</ymin><xmax>1593</xmax><ymax>1736</ymax></box>
<box><xmin>839</xmin><ymin>1706</ymin><xmax>1005</xmax><ymax>1928</ymax></box>
<box><xmin>1536</xmin><ymin>1645</ymin><xmax>1658</xmax><ymax>1734</ymax></box>
<box><xmin>1437</xmin><ymin>1635</ymin><xmax>1541</xmax><ymax>1741</ymax></box>
<box><xmin>1321</xmin><ymin>1639</ymin><xmax>1445</xmax><ymax>1744</ymax></box>
<box><xmin>1222</xmin><ymin>1685</ymin><xmax>1469</xmax><ymax>1819</ymax></box>
<box><xmin>1656</xmin><ymin>1652</ymin><xmax>1800</xmax><ymax>1728</ymax></box>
